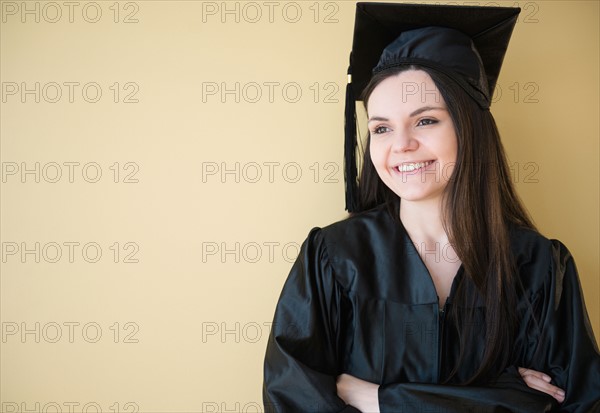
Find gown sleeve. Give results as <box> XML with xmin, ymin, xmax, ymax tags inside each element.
<box><xmin>262</xmin><ymin>228</ymin><xmax>360</xmax><ymax>413</ymax></box>
<box><xmin>378</xmin><ymin>366</ymin><xmax>555</xmax><ymax>411</ymax></box>
<box><xmin>526</xmin><ymin>240</ymin><xmax>600</xmax><ymax>412</ymax></box>
<box><xmin>378</xmin><ymin>239</ymin><xmax>600</xmax><ymax>413</ymax></box>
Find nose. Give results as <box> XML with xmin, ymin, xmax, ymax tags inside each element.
<box><xmin>391</xmin><ymin>128</ymin><xmax>418</xmax><ymax>152</ymax></box>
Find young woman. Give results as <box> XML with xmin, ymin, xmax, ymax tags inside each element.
<box><xmin>263</xmin><ymin>3</ymin><xmax>600</xmax><ymax>412</ymax></box>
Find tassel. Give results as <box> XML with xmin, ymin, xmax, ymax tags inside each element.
<box><xmin>344</xmin><ymin>67</ymin><xmax>358</xmax><ymax>213</ymax></box>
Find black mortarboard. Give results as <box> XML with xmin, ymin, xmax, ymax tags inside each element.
<box><xmin>344</xmin><ymin>2</ymin><xmax>521</xmax><ymax>212</ymax></box>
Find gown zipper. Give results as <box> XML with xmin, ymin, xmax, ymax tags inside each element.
<box><xmin>437</xmin><ymin>298</ymin><xmax>449</xmax><ymax>383</ymax></box>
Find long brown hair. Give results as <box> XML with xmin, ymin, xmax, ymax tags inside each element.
<box><xmin>356</xmin><ymin>65</ymin><xmax>538</xmax><ymax>384</ymax></box>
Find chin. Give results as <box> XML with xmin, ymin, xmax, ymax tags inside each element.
<box><xmin>388</xmin><ymin>185</ymin><xmax>446</xmax><ymax>203</ymax></box>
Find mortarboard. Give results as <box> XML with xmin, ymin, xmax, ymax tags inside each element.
<box><xmin>344</xmin><ymin>2</ymin><xmax>521</xmax><ymax>212</ymax></box>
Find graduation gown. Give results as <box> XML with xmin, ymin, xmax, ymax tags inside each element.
<box><xmin>262</xmin><ymin>204</ymin><xmax>600</xmax><ymax>412</ymax></box>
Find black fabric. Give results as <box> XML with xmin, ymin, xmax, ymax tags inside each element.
<box><xmin>263</xmin><ymin>205</ymin><xmax>600</xmax><ymax>412</ymax></box>
<box><xmin>348</xmin><ymin>2</ymin><xmax>520</xmax><ymax>106</ymax></box>
<box><xmin>374</xmin><ymin>26</ymin><xmax>489</xmax><ymax>109</ymax></box>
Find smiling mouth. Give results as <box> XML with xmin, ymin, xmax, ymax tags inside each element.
<box><xmin>396</xmin><ymin>160</ymin><xmax>435</xmax><ymax>173</ymax></box>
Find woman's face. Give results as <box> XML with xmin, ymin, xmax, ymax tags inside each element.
<box><xmin>367</xmin><ymin>69</ymin><xmax>458</xmax><ymax>204</ymax></box>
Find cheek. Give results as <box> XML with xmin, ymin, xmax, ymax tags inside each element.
<box><xmin>440</xmin><ymin>136</ymin><xmax>458</xmax><ymax>180</ymax></box>
<box><xmin>369</xmin><ymin>141</ymin><xmax>387</xmax><ymax>171</ymax></box>
<box><xmin>442</xmin><ymin>162</ymin><xmax>456</xmax><ymax>182</ymax></box>
<box><xmin>437</xmin><ymin>131</ymin><xmax>458</xmax><ymax>162</ymax></box>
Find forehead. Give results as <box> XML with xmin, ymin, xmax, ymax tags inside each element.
<box><xmin>367</xmin><ymin>69</ymin><xmax>446</xmax><ymax>114</ymax></box>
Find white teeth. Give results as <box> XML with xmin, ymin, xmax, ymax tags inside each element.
<box><xmin>397</xmin><ymin>160</ymin><xmax>433</xmax><ymax>172</ymax></box>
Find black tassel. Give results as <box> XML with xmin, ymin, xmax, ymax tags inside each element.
<box><xmin>344</xmin><ymin>67</ymin><xmax>358</xmax><ymax>213</ymax></box>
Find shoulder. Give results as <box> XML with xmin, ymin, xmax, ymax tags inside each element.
<box><xmin>301</xmin><ymin>204</ymin><xmax>402</xmax><ymax>293</ymax></box>
<box><xmin>508</xmin><ymin>223</ymin><xmax>573</xmax><ymax>264</ymax></box>
<box><xmin>317</xmin><ymin>204</ymin><xmax>399</xmax><ymax>258</ymax></box>
<box><xmin>508</xmin><ymin>224</ymin><xmax>551</xmax><ymax>261</ymax></box>
<box><xmin>508</xmin><ymin>224</ymin><xmax>575</xmax><ymax>292</ymax></box>
<box><xmin>320</xmin><ymin>203</ymin><xmax>396</xmax><ymax>232</ymax></box>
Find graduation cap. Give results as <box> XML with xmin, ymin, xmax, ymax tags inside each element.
<box><xmin>344</xmin><ymin>2</ymin><xmax>521</xmax><ymax>212</ymax></box>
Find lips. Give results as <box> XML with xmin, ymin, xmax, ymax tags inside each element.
<box><xmin>395</xmin><ymin>160</ymin><xmax>435</xmax><ymax>173</ymax></box>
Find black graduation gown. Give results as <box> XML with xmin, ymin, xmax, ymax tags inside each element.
<box><xmin>262</xmin><ymin>205</ymin><xmax>600</xmax><ymax>412</ymax></box>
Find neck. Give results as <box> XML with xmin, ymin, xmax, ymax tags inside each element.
<box><xmin>399</xmin><ymin>196</ymin><xmax>448</xmax><ymax>244</ymax></box>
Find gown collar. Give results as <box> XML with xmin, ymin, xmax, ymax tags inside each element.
<box><xmin>388</xmin><ymin>199</ymin><xmax>485</xmax><ymax>309</ymax></box>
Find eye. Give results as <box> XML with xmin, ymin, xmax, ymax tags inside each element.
<box><xmin>417</xmin><ymin>118</ymin><xmax>438</xmax><ymax>127</ymax></box>
<box><xmin>371</xmin><ymin>125</ymin><xmax>391</xmax><ymax>135</ymax></box>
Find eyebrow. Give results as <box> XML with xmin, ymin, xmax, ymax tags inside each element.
<box><xmin>367</xmin><ymin>106</ymin><xmax>446</xmax><ymax>123</ymax></box>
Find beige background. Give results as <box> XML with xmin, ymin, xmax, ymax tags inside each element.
<box><xmin>1</xmin><ymin>0</ymin><xmax>598</xmax><ymax>411</ymax></box>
